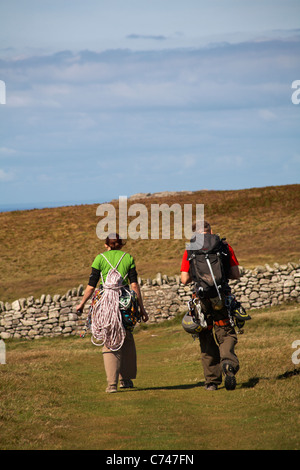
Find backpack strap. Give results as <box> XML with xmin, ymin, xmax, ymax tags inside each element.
<box><xmin>100</xmin><ymin>251</ymin><xmax>126</xmax><ymax>268</ymax></box>
<box><xmin>100</xmin><ymin>252</ymin><xmax>128</xmax><ymax>283</ymax></box>
<box><xmin>100</xmin><ymin>253</ymin><xmax>113</xmax><ymax>269</ymax></box>
<box><xmin>205</xmin><ymin>253</ymin><xmax>222</xmax><ymax>300</ymax></box>
<box><xmin>115</xmin><ymin>252</ymin><xmax>127</xmax><ymax>269</ymax></box>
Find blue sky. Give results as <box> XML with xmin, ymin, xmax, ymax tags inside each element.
<box><xmin>0</xmin><ymin>0</ymin><xmax>299</xmax><ymax>209</ymax></box>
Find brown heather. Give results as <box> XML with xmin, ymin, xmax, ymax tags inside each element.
<box><xmin>0</xmin><ymin>184</ymin><xmax>299</xmax><ymax>302</ymax></box>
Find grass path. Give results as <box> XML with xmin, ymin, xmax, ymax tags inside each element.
<box><xmin>0</xmin><ymin>304</ymin><xmax>299</xmax><ymax>450</ymax></box>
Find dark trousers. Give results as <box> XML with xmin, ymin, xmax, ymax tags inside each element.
<box><xmin>199</xmin><ymin>324</ymin><xmax>239</xmax><ymax>386</ymax></box>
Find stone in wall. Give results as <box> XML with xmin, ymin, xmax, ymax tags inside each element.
<box><xmin>0</xmin><ymin>285</ymin><xmax>89</xmax><ymax>340</ymax></box>
<box><xmin>0</xmin><ymin>262</ymin><xmax>299</xmax><ymax>339</ymax></box>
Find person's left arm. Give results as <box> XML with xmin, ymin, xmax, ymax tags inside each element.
<box><xmin>180</xmin><ymin>250</ymin><xmax>192</xmax><ymax>285</ymax></box>
<box><xmin>130</xmin><ymin>281</ymin><xmax>148</xmax><ymax>322</ymax></box>
<box><xmin>228</xmin><ymin>265</ymin><xmax>240</xmax><ymax>280</ymax></box>
<box><xmin>127</xmin><ymin>257</ymin><xmax>148</xmax><ymax>322</ymax></box>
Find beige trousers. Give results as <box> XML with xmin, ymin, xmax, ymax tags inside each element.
<box><xmin>102</xmin><ymin>330</ymin><xmax>137</xmax><ymax>386</ymax></box>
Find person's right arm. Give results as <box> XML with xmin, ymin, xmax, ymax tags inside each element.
<box><xmin>76</xmin><ymin>266</ymin><xmax>100</xmax><ymax>313</ymax></box>
<box><xmin>76</xmin><ymin>285</ymin><xmax>95</xmax><ymax>313</ymax></box>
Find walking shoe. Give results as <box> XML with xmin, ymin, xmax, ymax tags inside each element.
<box><xmin>205</xmin><ymin>383</ymin><xmax>218</xmax><ymax>391</ymax></box>
<box><xmin>119</xmin><ymin>379</ymin><xmax>134</xmax><ymax>389</ymax></box>
<box><xmin>222</xmin><ymin>363</ymin><xmax>236</xmax><ymax>390</ymax></box>
<box><xmin>106</xmin><ymin>384</ymin><xmax>117</xmax><ymax>393</ymax></box>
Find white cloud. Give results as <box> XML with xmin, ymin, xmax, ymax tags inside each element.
<box><xmin>0</xmin><ymin>33</ymin><xmax>299</xmax><ymax>206</ymax></box>
<box><xmin>0</xmin><ymin>147</ymin><xmax>16</xmax><ymax>155</ymax></box>
<box><xmin>0</xmin><ymin>168</ymin><xmax>14</xmax><ymax>181</ymax></box>
<box><xmin>182</xmin><ymin>155</ymin><xmax>197</xmax><ymax>169</ymax></box>
<box><xmin>126</xmin><ymin>34</ymin><xmax>167</xmax><ymax>41</ymax></box>
<box><xmin>216</xmin><ymin>155</ymin><xmax>244</xmax><ymax>167</ymax></box>
<box><xmin>3</xmin><ymin>36</ymin><xmax>299</xmax><ymax>113</ymax></box>
<box><xmin>258</xmin><ymin>109</ymin><xmax>277</xmax><ymax>121</ymax></box>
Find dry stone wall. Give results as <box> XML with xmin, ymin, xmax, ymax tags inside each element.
<box><xmin>0</xmin><ymin>262</ymin><xmax>299</xmax><ymax>340</ymax></box>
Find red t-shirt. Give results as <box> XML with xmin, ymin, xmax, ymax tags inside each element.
<box><xmin>180</xmin><ymin>243</ymin><xmax>239</xmax><ymax>273</ymax></box>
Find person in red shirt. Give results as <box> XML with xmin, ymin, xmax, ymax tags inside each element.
<box><xmin>181</xmin><ymin>224</ymin><xmax>240</xmax><ymax>283</ymax></box>
<box><xmin>180</xmin><ymin>220</ymin><xmax>240</xmax><ymax>391</ymax></box>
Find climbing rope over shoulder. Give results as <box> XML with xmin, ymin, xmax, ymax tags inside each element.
<box><xmin>90</xmin><ymin>252</ymin><xmax>128</xmax><ymax>351</ymax></box>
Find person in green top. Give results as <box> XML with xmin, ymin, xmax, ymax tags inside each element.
<box><xmin>91</xmin><ymin>249</ymin><xmax>136</xmax><ymax>287</ymax></box>
<box><xmin>76</xmin><ymin>233</ymin><xmax>148</xmax><ymax>393</ymax></box>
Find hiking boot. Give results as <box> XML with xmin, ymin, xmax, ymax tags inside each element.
<box><xmin>205</xmin><ymin>383</ymin><xmax>218</xmax><ymax>391</ymax></box>
<box><xmin>222</xmin><ymin>363</ymin><xmax>236</xmax><ymax>390</ymax></box>
<box><xmin>106</xmin><ymin>384</ymin><xmax>117</xmax><ymax>393</ymax></box>
<box><xmin>119</xmin><ymin>379</ymin><xmax>134</xmax><ymax>389</ymax></box>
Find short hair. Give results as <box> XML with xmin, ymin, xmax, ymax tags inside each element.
<box><xmin>192</xmin><ymin>220</ymin><xmax>211</xmax><ymax>233</ymax></box>
<box><xmin>105</xmin><ymin>233</ymin><xmax>126</xmax><ymax>250</ymax></box>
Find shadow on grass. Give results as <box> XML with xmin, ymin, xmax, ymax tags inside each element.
<box><xmin>241</xmin><ymin>377</ymin><xmax>260</xmax><ymax>388</ymax></box>
<box><xmin>277</xmin><ymin>368</ymin><xmax>300</xmax><ymax>379</ymax></box>
<box><xmin>124</xmin><ymin>369</ymin><xmax>300</xmax><ymax>393</ymax></box>
<box><xmin>240</xmin><ymin>368</ymin><xmax>300</xmax><ymax>389</ymax></box>
<box><xmin>128</xmin><ymin>381</ymin><xmax>206</xmax><ymax>392</ymax></box>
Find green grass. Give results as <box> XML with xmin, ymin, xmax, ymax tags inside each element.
<box><xmin>1</xmin><ymin>303</ymin><xmax>299</xmax><ymax>450</ymax></box>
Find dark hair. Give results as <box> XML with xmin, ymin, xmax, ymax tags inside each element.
<box><xmin>192</xmin><ymin>220</ymin><xmax>211</xmax><ymax>233</ymax></box>
<box><xmin>105</xmin><ymin>233</ymin><xmax>125</xmax><ymax>250</ymax></box>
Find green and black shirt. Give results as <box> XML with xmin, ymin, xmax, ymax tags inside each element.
<box><xmin>88</xmin><ymin>250</ymin><xmax>138</xmax><ymax>288</ymax></box>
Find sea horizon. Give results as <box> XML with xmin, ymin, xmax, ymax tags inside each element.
<box><xmin>0</xmin><ymin>199</ymin><xmax>100</xmax><ymax>213</ymax></box>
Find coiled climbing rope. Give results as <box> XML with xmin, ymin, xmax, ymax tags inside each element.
<box><xmin>90</xmin><ymin>254</ymin><xmax>127</xmax><ymax>351</ymax></box>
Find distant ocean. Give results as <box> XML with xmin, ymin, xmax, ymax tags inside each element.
<box><xmin>0</xmin><ymin>199</ymin><xmax>100</xmax><ymax>213</ymax></box>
